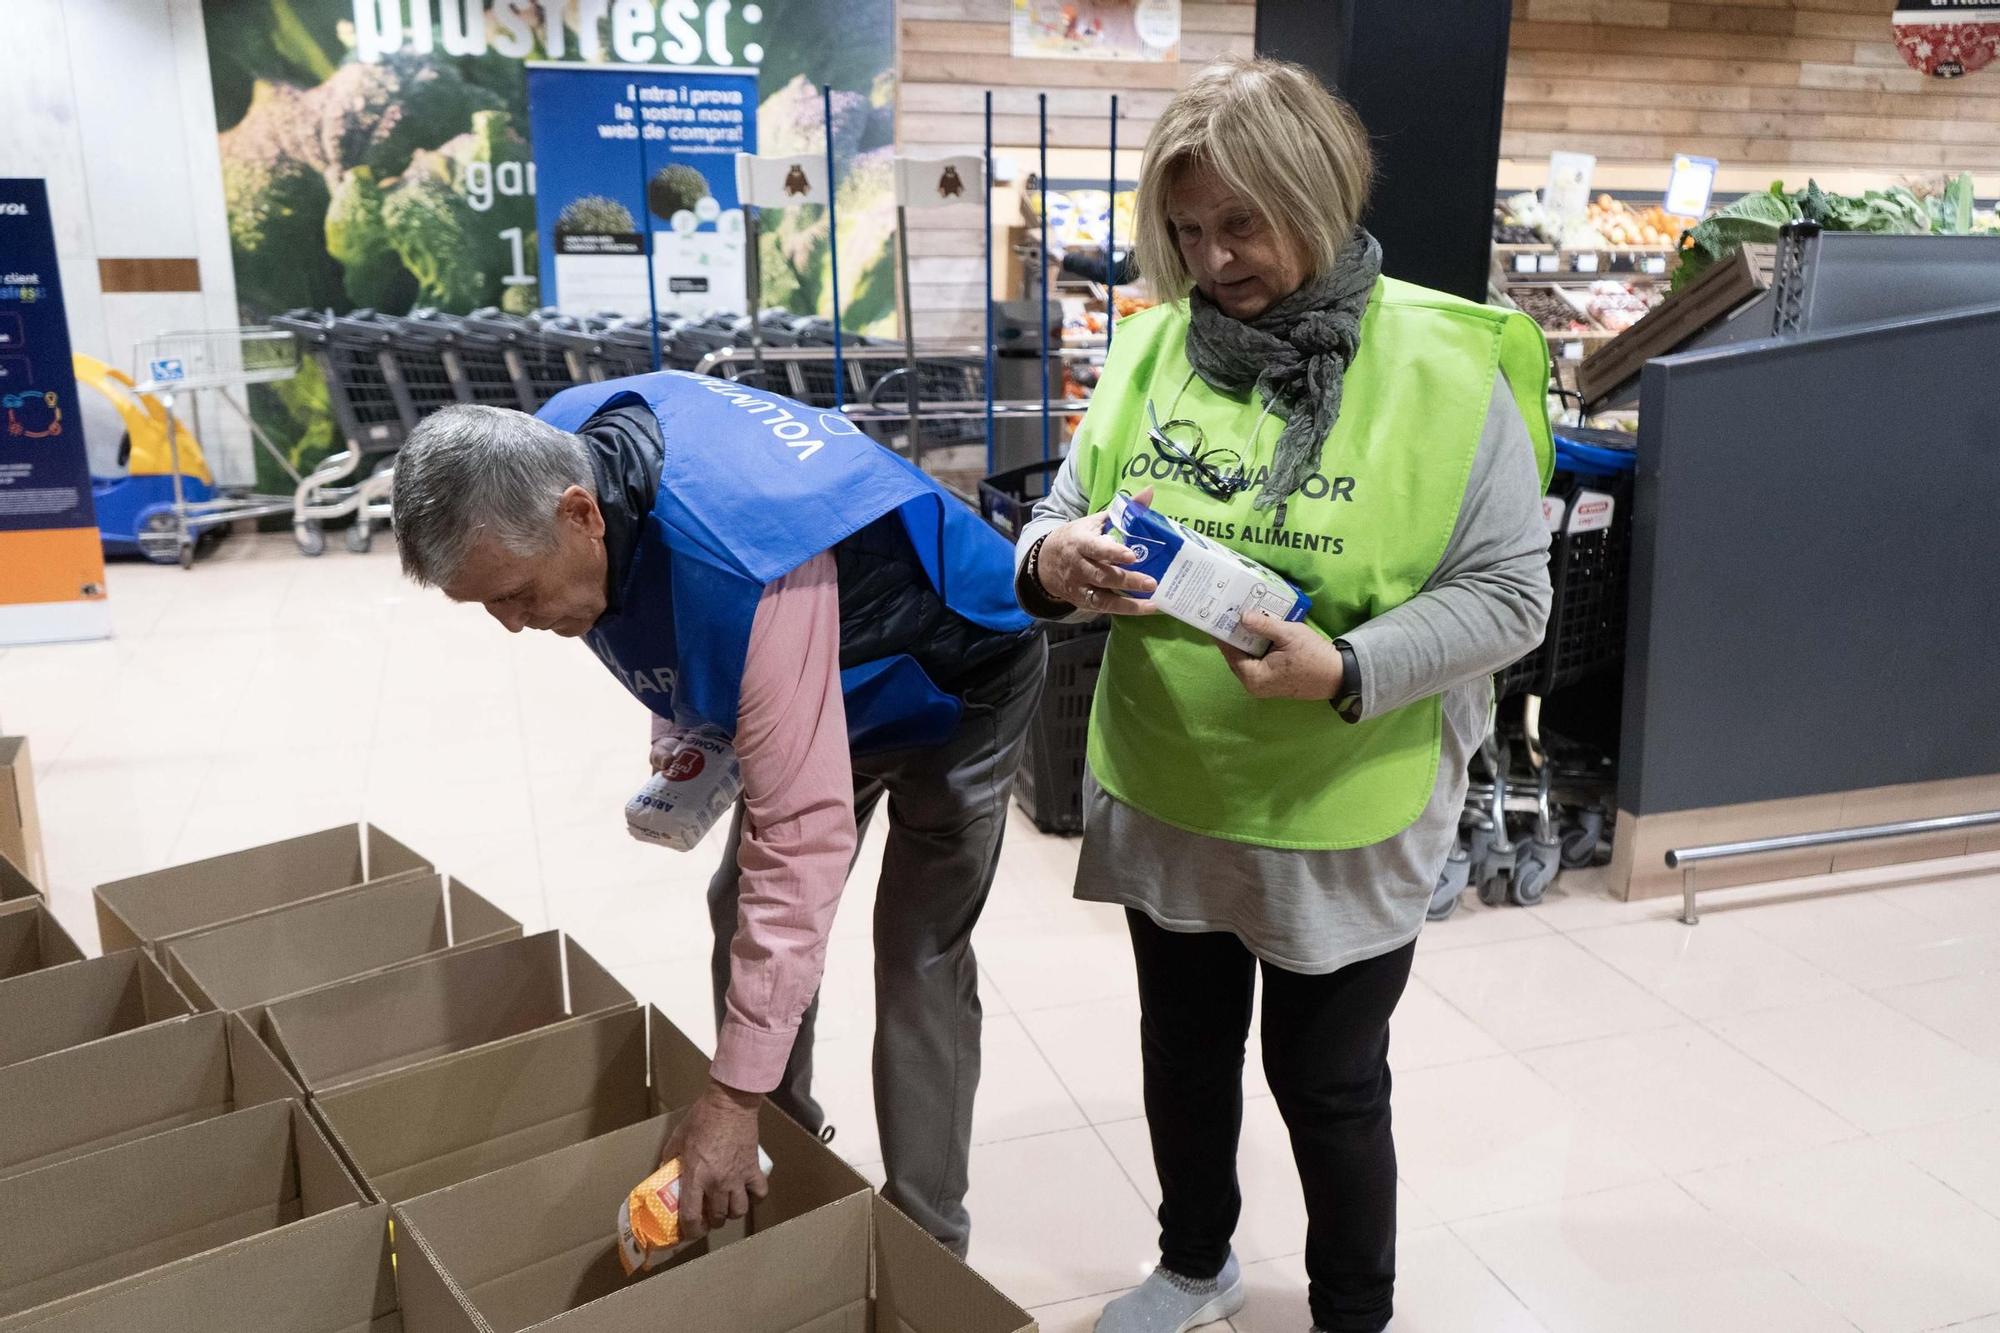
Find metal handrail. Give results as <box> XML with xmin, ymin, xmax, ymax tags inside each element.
<box><xmin>1666</xmin><ymin>809</ymin><xmax>2000</xmax><ymax>925</ymax></box>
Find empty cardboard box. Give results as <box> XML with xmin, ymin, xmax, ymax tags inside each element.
<box><xmin>312</xmin><ymin>1006</ymin><xmax>829</xmax><ymax>1209</ymax></box>
<box><xmin>0</xmin><ymin>902</ymin><xmax>84</xmax><ymax>981</ymax></box>
<box><xmin>0</xmin><ymin>948</ymin><xmax>193</xmax><ymax>1070</ymax></box>
<box><xmin>0</xmin><ymin>849</ymin><xmax>39</xmax><ymax>916</ymax></box>
<box><xmin>259</xmin><ymin>931</ymin><xmax>633</xmax><ymax>1094</ymax></box>
<box><xmin>163</xmin><ymin>875</ymin><xmax>521</xmax><ymax>1014</ymax></box>
<box><xmin>94</xmin><ymin>822</ymin><xmax>432</xmax><ymax>956</ymax></box>
<box><xmin>0</xmin><ymin>1204</ymin><xmax>398</xmax><ymax>1333</ymax></box>
<box><xmin>391</xmin><ymin>1114</ymin><xmax>884</xmax><ymax>1332</ymax></box>
<box><xmin>0</xmin><ymin>1009</ymin><xmax>299</xmax><ymax>1180</ymax></box>
<box><xmin>0</xmin><ymin>1099</ymin><xmax>368</xmax><ymax>1320</ymax></box>
<box><xmin>0</xmin><ymin>738</ymin><xmax>44</xmax><ymax>890</ymax></box>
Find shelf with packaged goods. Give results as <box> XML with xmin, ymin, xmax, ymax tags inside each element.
<box><xmin>1494</xmin><ymin>243</ymin><xmax>1678</xmax><ymax>281</ymax></box>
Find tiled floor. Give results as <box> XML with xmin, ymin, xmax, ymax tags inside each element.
<box><xmin>8</xmin><ymin>536</ymin><xmax>2000</xmax><ymax>1333</ymax></box>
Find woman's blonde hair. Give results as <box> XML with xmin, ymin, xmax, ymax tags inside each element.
<box><xmin>1133</xmin><ymin>55</ymin><xmax>1374</xmax><ymax>302</ymax></box>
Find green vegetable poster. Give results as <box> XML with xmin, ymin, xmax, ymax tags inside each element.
<box><xmin>200</xmin><ymin>0</ymin><xmax>895</xmax><ymax>489</ymax></box>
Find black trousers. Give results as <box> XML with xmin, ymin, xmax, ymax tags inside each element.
<box><xmin>1127</xmin><ymin>911</ymin><xmax>1416</xmax><ymax>1333</ymax></box>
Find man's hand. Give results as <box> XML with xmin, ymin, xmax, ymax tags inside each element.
<box><xmin>1035</xmin><ymin>486</ymin><xmax>1160</xmax><ymax>616</ymax></box>
<box><xmin>660</xmin><ymin>1077</ymin><xmax>768</xmax><ymax>1242</ymax></box>
<box><xmin>1217</xmin><ymin>609</ymin><xmax>1344</xmax><ymax>700</ymax></box>
<box><xmin>648</xmin><ymin>733</ymin><xmax>679</xmax><ymax>773</ymax></box>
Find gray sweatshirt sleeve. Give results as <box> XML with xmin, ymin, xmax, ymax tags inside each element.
<box><xmin>1011</xmin><ymin>449</ymin><xmax>1096</xmax><ymax>622</ymax></box>
<box><xmin>1340</xmin><ymin>381</ymin><xmax>1552</xmax><ymax>720</ymax></box>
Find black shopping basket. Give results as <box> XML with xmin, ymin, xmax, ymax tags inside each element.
<box><xmin>983</xmin><ymin>459</ymin><xmax>1106</xmax><ymax>835</ymax></box>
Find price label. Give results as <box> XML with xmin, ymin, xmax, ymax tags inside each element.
<box><xmin>1644</xmin><ymin>256</ymin><xmax>1668</xmax><ymax>275</ymax></box>
<box><xmin>1564</xmin><ymin>341</ymin><xmax>1584</xmax><ymax>361</ymax></box>
<box><xmin>1514</xmin><ymin>254</ymin><xmax>1537</xmax><ymax>273</ymax></box>
<box><xmin>1538</xmin><ymin>253</ymin><xmax>1560</xmax><ymax>273</ymax></box>
<box><xmin>1575</xmin><ymin>253</ymin><xmax>1600</xmax><ymax>273</ymax></box>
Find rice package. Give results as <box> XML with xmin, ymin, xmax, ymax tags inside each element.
<box><xmin>1108</xmin><ymin>492</ymin><xmax>1311</xmax><ymax>656</ymax></box>
<box><xmin>625</xmin><ymin>728</ymin><xmax>742</xmax><ymax>852</ymax></box>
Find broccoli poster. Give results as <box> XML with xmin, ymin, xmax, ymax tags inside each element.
<box><xmin>200</xmin><ymin>0</ymin><xmax>895</xmax><ymax>490</ymax></box>
<box><xmin>526</xmin><ymin>64</ymin><xmax>757</xmax><ymax>319</ymax></box>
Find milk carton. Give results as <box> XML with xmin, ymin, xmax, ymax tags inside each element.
<box><xmin>1108</xmin><ymin>492</ymin><xmax>1311</xmax><ymax>657</ymax></box>
<box><xmin>625</xmin><ymin>727</ymin><xmax>743</xmax><ymax>851</ymax></box>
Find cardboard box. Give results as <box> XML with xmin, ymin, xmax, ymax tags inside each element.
<box><xmin>0</xmin><ymin>1099</ymin><xmax>368</xmax><ymax>1320</ymax></box>
<box><xmin>0</xmin><ymin>1009</ymin><xmax>299</xmax><ymax>1180</ymax></box>
<box><xmin>0</xmin><ymin>902</ymin><xmax>84</xmax><ymax>981</ymax></box>
<box><xmin>0</xmin><ymin>1204</ymin><xmax>398</xmax><ymax>1333</ymax></box>
<box><xmin>0</xmin><ymin>848</ymin><xmax>39</xmax><ymax>916</ymax></box>
<box><xmin>163</xmin><ymin>875</ymin><xmax>521</xmax><ymax>1015</ymax></box>
<box><xmin>391</xmin><ymin>1113</ymin><xmax>886</xmax><ymax>1332</ymax></box>
<box><xmin>312</xmin><ymin>1005</ymin><xmax>841</xmax><ymax>1209</ymax></box>
<box><xmin>94</xmin><ymin>822</ymin><xmax>432</xmax><ymax>956</ymax></box>
<box><xmin>0</xmin><ymin>948</ymin><xmax>193</xmax><ymax>1070</ymax></box>
<box><xmin>0</xmin><ymin>738</ymin><xmax>45</xmax><ymax>889</ymax></box>
<box><xmin>259</xmin><ymin>931</ymin><xmax>633</xmax><ymax>1094</ymax></box>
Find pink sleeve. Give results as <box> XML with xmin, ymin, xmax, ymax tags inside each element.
<box><xmin>709</xmin><ymin>550</ymin><xmax>856</xmax><ymax>1094</ymax></box>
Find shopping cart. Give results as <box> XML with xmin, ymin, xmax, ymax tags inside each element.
<box><xmin>269</xmin><ymin>310</ymin><xmax>409</xmax><ymax>556</ymax></box>
<box><xmin>1431</xmin><ymin>428</ymin><xmax>1636</xmax><ymax>919</ymax></box>
<box><xmin>460</xmin><ymin>308</ymin><xmax>582</xmax><ymax>410</ymax></box>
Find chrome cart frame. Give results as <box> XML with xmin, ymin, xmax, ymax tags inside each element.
<box><xmin>128</xmin><ymin>328</ymin><xmax>304</xmax><ymax>569</ymax></box>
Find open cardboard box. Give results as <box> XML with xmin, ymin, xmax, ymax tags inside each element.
<box><xmin>0</xmin><ymin>848</ymin><xmax>39</xmax><ymax>916</ymax></box>
<box><xmin>258</xmin><ymin>931</ymin><xmax>633</xmax><ymax>1094</ymax></box>
<box><xmin>0</xmin><ymin>901</ymin><xmax>84</xmax><ymax>980</ymax></box>
<box><xmin>0</xmin><ymin>1204</ymin><xmax>398</xmax><ymax>1333</ymax></box>
<box><xmin>0</xmin><ymin>1099</ymin><xmax>370</xmax><ymax>1321</ymax></box>
<box><xmin>391</xmin><ymin>1107</ymin><xmax>892</xmax><ymax>1331</ymax></box>
<box><xmin>311</xmin><ymin>1005</ymin><xmax>860</xmax><ymax>1211</ymax></box>
<box><xmin>0</xmin><ymin>948</ymin><xmax>193</xmax><ymax>1070</ymax></box>
<box><xmin>162</xmin><ymin>874</ymin><xmax>520</xmax><ymax>1015</ymax></box>
<box><xmin>0</xmin><ymin>1009</ymin><xmax>299</xmax><ymax>1180</ymax></box>
<box><xmin>401</xmin><ymin>1186</ymin><xmax>1036</xmax><ymax>1333</ymax></box>
<box><xmin>0</xmin><ymin>738</ymin><xmax>45</xmax><ymax>890</ymax></box>
<box><xmin>94</xmin><ymin>822</ymin><xmax>432</xmax><ymax>957</ymax></box>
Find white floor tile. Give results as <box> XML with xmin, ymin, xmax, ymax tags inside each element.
<box><xmin>1709</xmin><ymin>993</ymin><xmax>2000</xmax><ymax>1135</ymax></box>
<box><xmin>1453</xmin><ymin>1179</ymin><xmax>1851</xmax><ymax>1333</ymax></box>
<box><xmin>1024</xmin><ymin>1292</ymin><xmax>1128</xmax><ymax>1333</ymax></box>
<box><xmin>1388</xmin><ymin>976</ymin><xmax>1505</xmax><ymax>1072</ymax></box>
<box><xmin>1728</xmin><ymin>890</ymin><xmax>2000</xmax><ymax>993</ymax></box>
<box><xmin>1876</xmin><ymin>970</ymin><xmax>2000</xmax><ymax>1064</ymax></box>
<box><xmin>1521</xmin><ymin>1024</ymin><xmax>1860</xmax><ymax>1175</ymax></box>
<box><xmin>977</xmin><ymin>899</ymin><xmax>1138</xmax><ymax>1013</ymax></box>
<box><xmin>1413</xmin><ymin>935</ymin><xmax>1681</xmax><ymax>1052</ymax></box>
<box><xmin>1878</xmin><ymin>1110</ymin><xmax>2000</xmax><ymax>1222</ymax></box>
<box><xmin>1679</xmin><ymin>1138</ymin><xmax>2000</xmax><ymax>1333</ymax></box>
<box><xmin>1019</xmin><ymin>994</ymin><xmax>1274</xmax><ymax>1128</ymax></box>
<box><xmin>963</xmin><ymin>1127</ymin><xmax>1159</xmax><ymax>1309</ymax></box>
<box><xmin>1375</xmin><ymin>1055</ymin><xmax>1658</xmax><ymax>1224</ymax></box>
<box><xmin>1567</xmin><ymin>915</ymin><xmax>1857</xmax><ymax>1021</ymax></box>
<box><xmin>1228</xmin><ymin>1235</ymin><xmax>1551</xmax><ymax>1333</ymax></box>
<box><xmin>1873</xmin><ymin>869</ymin><xmax>2000</xmax><ymax>936</ymax></box>
<box><xmin>1099</xmin><ymin>1098</ymin><xmax>1311</xmax><ymax>1267</ymax></box>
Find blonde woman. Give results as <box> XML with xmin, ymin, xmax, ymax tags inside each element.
<box><xmin>1015</xmin><ymin>57</ymin><xmax>1554</xmax><ymax>1333</ymax></box>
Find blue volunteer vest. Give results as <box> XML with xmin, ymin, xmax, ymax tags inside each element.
<box><xmin>538</xmin><ymin>371</ymin><xmax>1031</xmax><ymax>755</ymax></box>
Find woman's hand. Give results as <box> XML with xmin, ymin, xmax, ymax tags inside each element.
<box><xmin>1035</xmin><ymin>487</ymin><xmax>1160</xmax><ymax>616</ymax></box>
<box><xmin>1217</xmin><ymin>609</ymin><xmax>1344</xmax><ymax>700</ymax></box>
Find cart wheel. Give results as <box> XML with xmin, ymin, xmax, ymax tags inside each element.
<box><xmin>1512</xmin><ymin>838</ymin><xmax>1561</xmax><ymax>907</ymax></box>
<box><xmin>345</xmin><ymin>521</ymin><xmax>373</xmax><ymax>555</ymax></box>
<box><xmin>1466</xmin><ymin>824</ymin><xmax>1511</xmax><ymax>906</ymax></box>
<box><xmin>1560</xmin><ymin>809</ymin><xmax>1606</xmax><ymax>870</ymax></box>
<box><xmin>1428</xmin><ymin>843</ymin><xmax>1471</xmax><ymax>922</ymax></box>
<box><xmin>137</xmin><ymin>508</ymin><xmax>182</xmax><ymax>565</ymax></box>
<box><xmin>295</xmin><ymin>523</ymin><xmax>326</xmax><ymax>558</ymax></box>
<box><xmin>177</xmin><ymin>542</ymin><xmax>194</xmax><ymax>570</ymax></box>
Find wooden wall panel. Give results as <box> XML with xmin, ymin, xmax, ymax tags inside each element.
<box><xmin>896</xmin><ymin>0</ymin><xmax>1254</xmax><ymax>339</ymax></box>
<box><xmin>1503</xmin><ymin>1</ymin><xmax>2000</xmax><ymax>184</ymax></box>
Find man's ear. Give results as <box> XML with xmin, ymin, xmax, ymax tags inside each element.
<box><xmin>556</xmin><ymin>485</ymin><xmax>605</xmax><ymax>539</ymax></box>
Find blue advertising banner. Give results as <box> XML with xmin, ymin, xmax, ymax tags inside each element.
<box><xmin>528</xmin><ymin>63</ymin><xmax>759</xmax><ymax>318</ymax></box>
<box><xmin>0</xmin><ymin>179</ymin><xmax>109</xmax><ymax>646</ymax></box>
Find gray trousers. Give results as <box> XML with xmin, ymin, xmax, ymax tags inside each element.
<box><xmin>707</xmin><ymin>637</ymin><xmax>1046</xmax><ymax>1256</ymax></box>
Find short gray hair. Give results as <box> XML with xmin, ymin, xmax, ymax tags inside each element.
<box><xmin>392</xmin><ymin>404</ymin><xmax>594</xmax><ymax>587</ymax></box>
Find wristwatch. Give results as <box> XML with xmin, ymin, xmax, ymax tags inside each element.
<box><xmin>1330</xmin><ymin>639</ymin><xmax>1362</xmax><ymax>723</ymax></box>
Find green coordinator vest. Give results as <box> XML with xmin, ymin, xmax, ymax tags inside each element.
<box><xmin>1074</xmin><ymin>277</ymin><xmax>1554</xmax><ymax>850</ymax></box>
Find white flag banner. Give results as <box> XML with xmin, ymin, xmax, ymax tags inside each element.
<box><xmin>735</xmin><ymin>153</ymin><xmax>831</xmax><ymax>208</ymax></box>
<box><xmin>892</xmin><ymin>154</ymin><xmax>986</xmax><ymax>209</ymax></box>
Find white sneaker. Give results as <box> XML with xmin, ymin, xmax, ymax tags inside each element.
<box><xmin>1094</xmin><ymin>1253</ymin><xmax>1245</xmax><ymax>1333</ymax></box>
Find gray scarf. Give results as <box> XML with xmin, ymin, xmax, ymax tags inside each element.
<box><xmin>1184</xmin><ymin>229</ymin><xmax>1383</xmax><ymax>511</ymax></box>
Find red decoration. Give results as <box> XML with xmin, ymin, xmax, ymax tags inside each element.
<box><xmin>1892</xmin><ymin>9</ymin><xmax>2000</xmax><ymax>78</ymax></box>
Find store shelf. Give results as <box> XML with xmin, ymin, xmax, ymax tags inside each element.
<box><xmin>1494</xmin><ymin>243</ymin><xmax>1677</xmax><ymax>281</ymax></box>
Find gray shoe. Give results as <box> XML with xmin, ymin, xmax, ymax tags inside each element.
<box><xmin>1094</xmin><ymin>1253</ymin><xmax>1245</xmax><ymax>1333</ymax></box>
